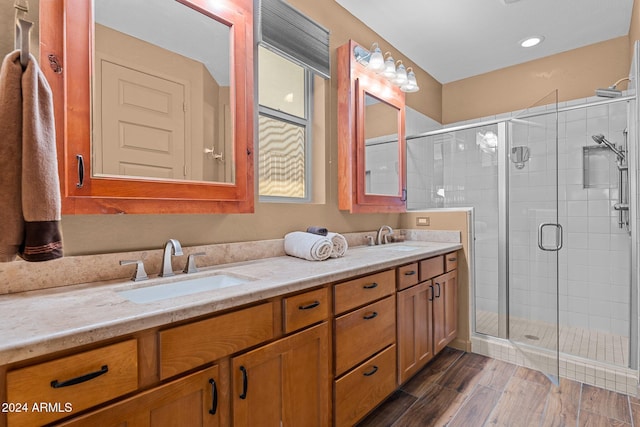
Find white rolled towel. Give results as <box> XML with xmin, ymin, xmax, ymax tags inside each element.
<box><xmin>284</xmin><ymin>231</ymin><xmax>333</xmax><ymax>261</ymax></box>
<box><xmin>328</xmin><ymin>232</ymin><xmax>348</xmax><ymax>258</ymax></box>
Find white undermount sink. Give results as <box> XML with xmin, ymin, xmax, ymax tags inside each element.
<box><xmin>117</xmin><ymin>273</ymin><xmax>251</xmax><ymax>304</ymax></box>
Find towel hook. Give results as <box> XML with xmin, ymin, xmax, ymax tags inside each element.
<box><xmin>14</xmin><ymin>0</ymin><xmax>32</xmax><ymax>70</ymax></box>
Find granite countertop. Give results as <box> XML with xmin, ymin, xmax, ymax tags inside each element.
<box><xmin>0</xmin><ymin>241</ymin><xmax>461</xmax><ymax>366</ymax></box>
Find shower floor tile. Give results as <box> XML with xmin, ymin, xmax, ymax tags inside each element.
<box><xmin>476</xmin><ymin>310</ymin><xmax>629</xmax><ymax>367</ymax></box>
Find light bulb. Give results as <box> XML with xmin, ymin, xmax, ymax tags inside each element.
<box><xmin>391</xmin><ymin>62</ymin><xmax>407</xmax><ymax>86</ymax></box>
<box><xmin>401</xmin><ymin>68</ymin><xmax>419</xmax><ymax>93</ymax></box>
<box><xmin>367</xmin><ymin>44</ymin><xmax>385</xmax><ymax>72</ymax></box>
<box><xmin>381</xmin><ymin>54</ymin><xmax>396</xmax><ymax>79</ymax></box>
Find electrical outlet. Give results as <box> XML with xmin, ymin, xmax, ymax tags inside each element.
<box><xmin>416</xmin><ymin>217</ymin><xmax>430</xmax><ymax>226</ymax></box>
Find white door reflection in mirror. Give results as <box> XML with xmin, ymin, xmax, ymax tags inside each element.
<box><xmin>363</xmin><ymin>93</ymin><xmax>400</xmax><ymax>196</ymax></box>
<box><xmin>92</xmin><ymin>0</ymin><xmax>233</xmax><ymax>183</ymax></box>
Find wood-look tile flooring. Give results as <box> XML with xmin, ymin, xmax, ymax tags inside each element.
<box><xmin>357</xmin><ymin>347</ymin><xmax>640</xmax><ymax>427</ymax></box>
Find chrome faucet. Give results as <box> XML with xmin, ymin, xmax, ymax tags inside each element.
<box><xmin>159</xmin><ymin>239</ymin><xmax>184</xmax><ymax>277</ymax></box>
<box><xmin>376</xmin><ymin>225</ymin><xmax>393</xmax><ymax>245</ymax></box>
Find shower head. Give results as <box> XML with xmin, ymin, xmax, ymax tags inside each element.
<box><xmin>595</xmin><ymin>77</ymin><xmax>630</xmax><ymax>98</ymax></box>
<box><xmin>595</xmin><ymin>87</ymin><xmax>622</xmax><ymax>98</ymax></box>
<box><xmin>591</xmin><ymin>133</ymin><xmax>625</xmax><ymax>161</ymax></box>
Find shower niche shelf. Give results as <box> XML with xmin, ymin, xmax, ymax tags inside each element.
<box><xmin>582</xmin><ymin>145</ymin><xmax>618</xmax><ymax>189</ymax></box>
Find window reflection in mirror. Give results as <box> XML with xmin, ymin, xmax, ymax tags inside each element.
<box><xmin>363</xmin><ymin>93</ymin><xmax>400</xmax><ymax>196</ymax></box>
<box><xmin>92</xmin><ymin>0</ymin><xmax>233</xmax><ymax>183</ymax></box>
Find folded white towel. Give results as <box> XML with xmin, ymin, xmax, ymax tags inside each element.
<box><xmin>284</xmin><ymin>231</ymin><xmax>333</xmax><ymax>261</ymax></box>
<box><xmin>328</xmin><ymin>232</ymin><xmax>348</xmax><ymax>258</ymax></box>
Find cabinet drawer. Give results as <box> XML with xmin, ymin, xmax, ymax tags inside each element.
<box><xmin>420</xmin><ymin>256</ymin><xmax>444</xmax><ymax>281</ymax></box>
<box><xmin>334</xmin><ymin>295</ymin><xmax>395</xmax><ymax>376</ymax></box>
<box><xmin>7</xmin><ymin>339</ymin><xmax>138</xmax><ymax>427</ymax></box>
<box><xmin>160</xmin><ymin>302</ymin><xmax>275</xmax><ymax>379</ymax></box>
<box><xmin>334</xmin><ymin>270</ymin><xmax>395</xmax><ymax>314</ymax></box>
<box><xmin>397</xmin><ymin>262</ymin><xmax>419</xmax><ymax>290</ymax></box>
<box><xmin>334</xmin><ymin>344</ymin><xmax>397</xmax><ymax>427</ymax></box>
<box><xmin>445</xmin><ymin>251</ymin><xmax>458</xmax><ymax>272</ymax></box>
<box><xmin>283</xmin><ymin>287</ymin><xmax>330</xmax><ymax>334</ymax></box>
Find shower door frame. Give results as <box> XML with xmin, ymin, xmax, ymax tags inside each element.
<box><xmin>506</xmin><ymin>92</ymin><xmax>560</xmax><ymax>383</ymax></box>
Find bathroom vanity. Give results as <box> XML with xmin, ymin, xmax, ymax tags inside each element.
<box><xmin>0</xmin><ymin>242</ymin><xmax>461</xmax><ymax>426</ymax></box>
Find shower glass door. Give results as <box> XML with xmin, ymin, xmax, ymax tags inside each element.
<box><xmin>507</xmin><ymin>90</ymin><xmax>560</xmax><ymax>383</ymax></box>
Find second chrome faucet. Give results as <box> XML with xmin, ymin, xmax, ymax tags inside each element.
<box><xmin>376</xmin><ymin>225</ymin><xmax>393</xmax><ymax>245</ymax></box>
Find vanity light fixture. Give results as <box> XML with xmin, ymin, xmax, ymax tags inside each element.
<box><xmin>353</xmin><ymin>43</ymin><xmax>420</xmax><ymax>92</ymax></box>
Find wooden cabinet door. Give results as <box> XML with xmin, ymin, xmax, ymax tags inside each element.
<box><xmin>59</xmin><ymin>365</ymin><xmax>221</xmax><ymax>427</ymax></box>
<box><xmin>443</xmin><ymin>270</ymin><xmax>458</xmax><ymax>344</ymax></box>
<box><xmin>433</xmin><ymin>270</ymin><xmax>458</xmax><ymax>353</ymax></box>
<box><xmin>231</xmin><ymin>323</ymin><xmax>330</xmax><ymax>427</ymax></box>
<box><xmin>397</xmin><ymin>281</ymin><xmax>434</xmax><ymax>384</ymax></box>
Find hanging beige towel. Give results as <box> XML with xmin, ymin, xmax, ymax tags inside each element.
<box><xmin>0</xmin><ymin>51</ymin><xmax>62</xmax><ymax>262</ymax></box>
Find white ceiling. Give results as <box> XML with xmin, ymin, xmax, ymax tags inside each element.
<box><xmin>334</xmin><ymin>0</ymin><xmax>634</xmax><ymax>84</ymax></box>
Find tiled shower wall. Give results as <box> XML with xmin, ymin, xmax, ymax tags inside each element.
<box><xmin>406</xmin><ymin>97</ymin><xmax>632</xmax><ymax>343</ymax></box>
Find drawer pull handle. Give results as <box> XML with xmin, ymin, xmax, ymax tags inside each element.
<box><xmin>50</xmin><ymin>365</ymin><xmax>108</xmax><ymax>389</ymax></box>
<box><xmin>239</xmin><ymin>366</ymin><xmax>248</xmax><ymax>399</ymax></box>
<box><xmin>448</xmin><ymin>257</ymin><xmax>457</xmax><ymax>262</ymax></box>
<box><xmin>363</xmin><ymin>311</ymin><xmax>378</xmax><ymax>320</ymax></box>
<box><xmin>404</xmin><ymin>270</ymin><xmax>417</xmax><ymax>276</ymax></box>
<box><xmin>435</xmin><ymin>283</ymin><xmax>441</xmax><ymax>298</ymax></box>
<box><xmin>299</xmin><ymin>301</ymin><xmax>320</xmax><ymax>310</ymax></box>
<box><xmin>429</xmin><ymin>285</ymin><xmax>434</xmax><ymax>302</ymax></box>
<box><xmin>363</xmin><ymin>365</ymin><xmax>378</xmax><ymax>376</ymax></box>
<box><xmin>363</xmin><ymin>282</ymin><xmax>378</xmax><ymax>289</ymax></box>
<box><xmin>209</xmin><ymin>378</ymin><xmax>218</xmax><ymax>415</ymax></box>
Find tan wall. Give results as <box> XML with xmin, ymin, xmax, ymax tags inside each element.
<box><xmin>46</xmin><ymin>0</ymin><xmax>640</xmax><ymax>256</ymax></box>
<box><xmin>630</xmin><ymin>0</ymin><xmax>640</xmax><ymax>59</ymax></box>
<box><xmin>400</xmin><ymin>210</ymin><xmax>472</xmax><ymax>352</ymax></box>
<box><xmin>442</xmin><ymin>36</ymin><xmax>631</xmax><ymax>124</ymax></box>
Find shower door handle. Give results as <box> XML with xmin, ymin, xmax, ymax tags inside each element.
<box><xmin>537</xmin><ymin>223</ymin><xmax>563</xmax><ymax>251</ymax></box>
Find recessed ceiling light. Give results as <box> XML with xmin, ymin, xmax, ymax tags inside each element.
<box><xmin>520</xmin><ymin>36</ymin><xmax>544</xmax><ymax>48</ymax></box>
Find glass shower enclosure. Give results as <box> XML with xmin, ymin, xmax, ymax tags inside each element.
<box><xmin>407</xmin><ymin>91</ymin><xmax>634</xmax><ymax>380</ymax></box>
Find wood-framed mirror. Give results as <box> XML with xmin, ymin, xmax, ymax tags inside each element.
<box><xmin>337</xmin><ymin>39</ymin><xmax>406</xmax><ymax>213</ymax></box>
<box><xmin>40</xmin><ymin>0</ymin><xmax>254</xmax><ymax>214</ymax></box>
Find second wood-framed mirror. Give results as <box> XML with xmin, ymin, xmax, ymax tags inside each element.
<box><xmin>337</xmin><ymin>39</ymin><xmax>406</xmax><ymax>213</ymax></box>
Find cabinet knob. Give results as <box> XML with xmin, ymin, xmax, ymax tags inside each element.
<box><xmin>363</xmin><ymin>282</ymin><xmax>378</xmax><ymax>289</ymax></box>
<box><xmin>363</xmin><ymin>311</ymin><xmax>378</xmax><ymax>320</ymax></box>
